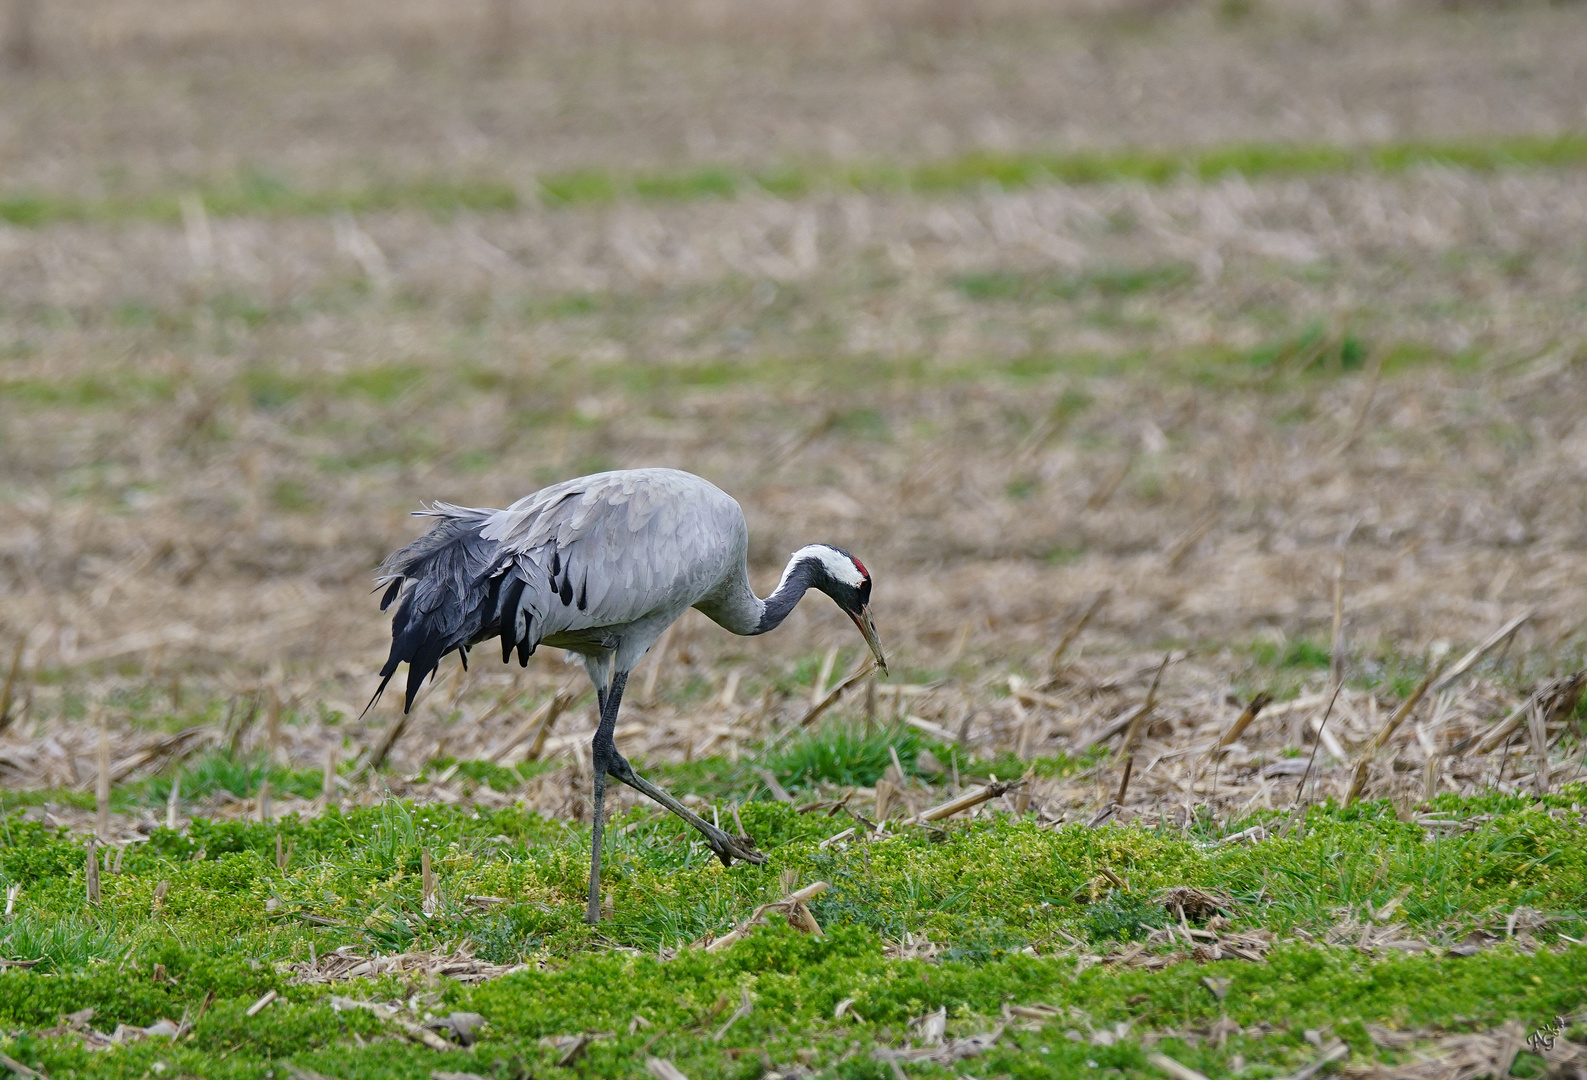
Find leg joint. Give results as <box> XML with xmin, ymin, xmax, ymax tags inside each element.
<box><xmin>590</xmin><ymin>735</ymin><xmax>631</xmax><ymax>780</ymax></box>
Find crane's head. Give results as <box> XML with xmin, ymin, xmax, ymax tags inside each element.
<box><xmin>791</xmin><ymin>544</ymin><xmax>889</xmax><ymax>676</ymax></box>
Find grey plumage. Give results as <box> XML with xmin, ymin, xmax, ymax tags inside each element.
<box><xmin>371</xmin><ymin>467</ymin><xmax>889</xmax><ymax>923</ymax></box>
<box><xmin>375</xmin><ymin>470</ymin><xmax>755</xmax><ymax>708</ymax></box>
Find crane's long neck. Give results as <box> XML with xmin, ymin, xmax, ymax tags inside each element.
<box><xmin>754</xmin><ymin>557</ymin><xmax>819</xmax><ymax>635</ymax></box>
<box><xmin>706</xmin><ymin>554</ymin><xmax>818</xmax><ymax>637</ymax></box>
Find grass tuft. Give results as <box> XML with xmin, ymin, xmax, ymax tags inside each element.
<box><xmin>764</xmin><ymin>721</ymin><xmax>935</xmax><ymax>788</ymax></box>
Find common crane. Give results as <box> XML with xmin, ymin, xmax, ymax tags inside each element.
<box><xmin>370</xmin><ymin>468</ymin><xmax>888</xmax><ymax>924</ymax></box>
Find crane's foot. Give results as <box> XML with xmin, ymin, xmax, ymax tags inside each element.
<box><xmin>702</xmin><ymin>827</ymin><xmax>766</xmax><ymax>868</ymax></box>
<box><xmin>607</xmin><ymin>754</ymin><xmax>769</xmax><ymax>867</ymax></box>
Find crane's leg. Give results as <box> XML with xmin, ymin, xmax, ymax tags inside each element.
<box><xmin>586</xmin><ymin>680</ymin><xmax>617</xmax><ymax>925</ymax></box>
<box><xmin>586</xmin><ymin>674</ymin><xmax>764</xmax><ymax>924</ymax></box>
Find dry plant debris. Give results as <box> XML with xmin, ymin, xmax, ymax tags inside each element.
<box><xmin>1349</xmin><ymin>1022</ymin><xmax>1587</xmax><ymax>1080</ymax></box>
<box><xmin>3</xmin><ymin>5</ymin><xmax>1587</xmax><ymax>1080</ymax></box>
<box><xmin>281</xmin><ymin>946</ymin><xmax>527</xmax><ymax>985</ymax></box>
<box><xmin>701</xmin><ymin>881</ymin><xmax>829</xmax><ymax>952</ymax></box>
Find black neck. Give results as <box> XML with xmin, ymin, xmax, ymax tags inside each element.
<box><xmin>753</xmin><ymin>559</ymin><xmax>818</xmax><ymax>635</ymax></box>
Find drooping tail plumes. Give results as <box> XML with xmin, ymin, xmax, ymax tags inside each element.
<box><xmin>370</xmin><ymin>503</ymin><xmax>502</xmax><ymax>713</ymax></box>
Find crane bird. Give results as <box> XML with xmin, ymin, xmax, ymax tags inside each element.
<box><xmin>369</xmin><ymin>468</ymin><xmax>888</xmax><ymax>924</ymax></box>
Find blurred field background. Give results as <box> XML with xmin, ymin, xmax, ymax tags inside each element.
<box><xmin>5</xmin><ymin>3</ymin><xmax>1587</xmax><ymax>1078</ymax></box>
<box><xmin>2</xmin><ymin>0</ymin><xmax>1587</xmax><ymax>828</ymax></box>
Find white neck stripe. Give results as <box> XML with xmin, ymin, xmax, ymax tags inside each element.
<box><xmin>780</xmin><ymin>544</ymin><xmax>864</xmax><ymax>590</ymax></box>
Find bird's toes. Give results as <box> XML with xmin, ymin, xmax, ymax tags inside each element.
<box><xmin>726</xmin><ymin>834</ymin><xmax>766</xmax><ymax>865</ymax></box>
<box><xmin>707</xmin><ymin>832</ymin><xmax>765</xmax><ymax>867</ymax></box>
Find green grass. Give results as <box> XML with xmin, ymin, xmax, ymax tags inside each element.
<box><xmin>2</xmin><ymin>785</ymin><xmax>1585</xmax><ymax>1078</ymax></box>
<box><xmin>0</xmin><ymin>175</ymin><xmax>518</xmax><ymax>228</ymax></box>
<box><xmin>1</xmin><ymin>135</ymin><xmax>1585</xmax><ymax>228</ymax></box>
<box><xmin>242</xmin><ymin>365</ymin><xmax>428</xmax><ymax>410</ymax></box>
<box><xmin>763</xmin><ymin>722</ymin><xmax>936</xmax><ymax>788</ymax></box>
<box><xmin>1249</xmin><ymin>637</ymin><xmax>1333</xmax><ymax>671</ymax></box>
<box><xmin>1228</xmin><ymin>628</ymin><xmax>1578</xmax><ymax>705</ymax></box>
<box><xmin>140</xmin><ymin>750</ymin><xmax>329</xmax><ymax>805</ymax></box>
<box><xmin>541</xmin><ymin>134</ymin><xmax>1587</xmax><ymax>206</ymax></box>
<box><xmin>0</xmin><ymin>910</ymin><xmax>141</xmax><ymax>974</ymax></box>
<box><xmin>0</xmin><ymin>325</ymin><xmax>1464</xmax><ymax>439</ymax></box>
<box><xmin>954</xmin><ymin>263</ymin><xmax>1196</xmax><ymax>303</ymax></box>
<box><xmin>0</xmin><ymin>373</ymin><xmax>176</xmax><ymax>408</ymax></box>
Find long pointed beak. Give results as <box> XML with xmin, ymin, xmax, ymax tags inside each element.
<box><xmin>852</xmin><ymin>605</ymin><xmax>889</xmax><ymax>677</ymax></box>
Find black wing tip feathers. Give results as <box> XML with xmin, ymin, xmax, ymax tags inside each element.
<box><xmin>499</xmin><ymin>576</ymin><xmax>528</xmax><ymax>662</ymax></box>
<box><xmin>372</xmin><ymin>511</ymin><xmax>581</xmax><ymax>719</ymax></box>
<box><xmin>363</xmin><ymin>654</ymin><xmax>401</xmax><ymax>718</ymax></box>
<box><xmin>372</xmin><ymin>510</ymin><xmax>509</xmax><ymax>717</ymax></box>
<box><xmin>377</xmin><ymin>578</ymin><xmax>403</xmax><ymax>611</ymax></box>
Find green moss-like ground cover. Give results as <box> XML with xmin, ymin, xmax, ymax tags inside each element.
<box><xmin>2</xmin><ymin>782</ymin><xmax>1586</xmax><ymax>1079</ymax></box>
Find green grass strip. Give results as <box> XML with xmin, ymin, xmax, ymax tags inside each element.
<box><xmin>1</xmin><ymin>134</ymin><xmax>1584</xmax><ymax>227</ymax></box>
<box><xmin>544</xmin><ymin>134</ymin><xmax>1587</xmax><ymax>205</ymax></box>
<box><xmin>0</xmin><ymin>176</ymin><xmax>520</xmax><ymax>228</ymax></box>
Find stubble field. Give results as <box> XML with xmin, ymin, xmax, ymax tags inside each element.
<box><xmin>2</xmin><ymin>3</ymin><xmax>1587</xmax><ymax>1078</ymax></box>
